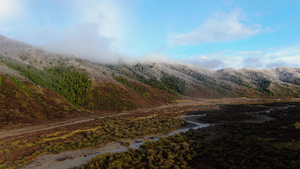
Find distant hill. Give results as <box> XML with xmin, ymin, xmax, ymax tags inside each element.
<box><xmin>0</xmin><ymin>34</ymin><xmax>299</xmax><ymax>128</ymax></box>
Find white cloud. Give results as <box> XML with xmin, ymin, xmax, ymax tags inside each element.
<box><xmin>263</xmin><ymin>46</ymin><xmax>300</xmax><ymax>68</ymax></box>
<box><xmin>142</xmin><ymin>52</ymin><xmax>172</xmax><ymax>63</ymax></box>
<box><xmin>183</xmin><ymin>56</ymin><xmax>225</xmax><ymax>69</ymax></box>
<box><xmin>168</xmin><ymin>9</ymin><xmax>263</xmax><ymax>46</ymax></box>
<box><xmin>180</xmin><ymin>45</ymin><xmax>300</xmax><ymax>69</ymax></box>
<box><xmin>42</xmin><ymin>0</ymin><xmax>127</xmax><ymax>63</ymax></box>
<box><xmin>43</xmin><ymin>23</ymin><xmax>123</xmax><ymax>64</ymax></box>
<box><xmin>76</xmin><ymin>0</ymin><xmax>125</xmax><ymax>49</ymax></box>
<box><xmin>8</xmin><ymin>0</ymin><xmax>129</xmax><ymax>64</ymax></box>
<box><xmin>0</xmin><ymin>0</ymin><xmax>21</xmax><ymax>21</ymax></box>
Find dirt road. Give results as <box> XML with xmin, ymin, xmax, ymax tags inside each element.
<box><xmin>0</xmin><ymin>98</ymin><xmax>251</xmax><ymax>139</ymax></box>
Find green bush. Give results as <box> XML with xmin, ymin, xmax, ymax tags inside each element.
<box><xmin>45</xmin><ymin>65</ymin><xmax>92</xmax><ymax>107</ymax></box>
<box><xmin>122</xmin><ymin>141</ymin><xmax>130</xmax><ymax>147</ymax></box>
<box><xmin>257</xmin><ymin>78</ymin><xmax>272</xmax><ymax>95</ymax></box>
<box><xmin>161</xmin><ymin>73</ymin><xmax>187</xmax><ymax>94</ymax></box>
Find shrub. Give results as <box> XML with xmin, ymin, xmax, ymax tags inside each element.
<box><xmin>122</xmin><ymin>141</ymin><xmax>130</xmax><ymax>147</ymax></box>
<box><xmin>0</xmin><ymin>164</ymin><xmax>6</xmax><ymax>169</ymax></box>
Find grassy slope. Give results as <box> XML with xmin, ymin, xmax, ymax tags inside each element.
<box><xmin>0</xmin><ymin>75</ymin><xmax>78</xmax><ymax>129</ymax></box>
<box><xmin>0</xmin><ymin>63</ymin><xmax>176</xmax><ymax>129</ymax></box>
<box><xmin>89</xmin><ymin>79</ymin><xmax>175</xmax><ymax>111</ymax></box>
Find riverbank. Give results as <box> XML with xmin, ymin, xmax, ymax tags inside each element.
<box><xmin>22</xmin><ymin>114</ymin><xmax>209</xmax><ymax>169</ymax></box>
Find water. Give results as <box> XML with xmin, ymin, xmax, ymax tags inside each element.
<box><xmin>46</xmin><ymin>114</ymin><xmax>209</xmax><ymax>169</ymax></box>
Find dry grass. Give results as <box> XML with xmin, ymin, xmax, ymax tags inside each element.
<box><xmin>294</xmin><ymin>122</ymin><xmax>300</xmax><ymax>129</ymax></box>
<box><xmin>43</xmin><ymin>126</ymin><xmax>102</xmax><ymax>142</ymax></box>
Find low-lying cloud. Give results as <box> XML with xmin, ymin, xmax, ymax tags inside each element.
<box><xmin>43</xmin><ymin>23</ymin><xmax>123</xmax><ymax>64</ymax></box>
<box><xmin>181</xmin><ymin>45</ymin><xmax>300</xmax><ymax>69</ymax></box>
<box><xmin>181</xmin><ymin>55</ymin><xmax>225</xmax><ymax>69</ymax></box>
<box><xmin>168</xmin><ymin>9</ymin><xmax>263</xmax><ymax>46</ymax></box>
<box><xmin>0</xmin><ymin>0</ymin><xmax>127</xmax><ymax>64</ymax></box>
<box><xmin>41</xmin><ymin>0</ymin><xmax>127</xmax><ymax>64</ymax></box>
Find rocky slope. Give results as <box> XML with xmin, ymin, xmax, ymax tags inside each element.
<box><xmin>0</xmin><ymin>34</ymin><xmax>299</xmax><ymax>128</ymax></box>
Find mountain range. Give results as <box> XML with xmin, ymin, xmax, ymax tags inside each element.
<box><xmin>0</xmin><ymin>34</ymin><xmax>299</xmax><ymax>129</ymax></box>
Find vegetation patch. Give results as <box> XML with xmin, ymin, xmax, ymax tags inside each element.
<box><xmin>45</xmin><ymin>65</ymin><xmax>92</xmax><ymax>107</ymax></box>
<box><xmin>90</xmin><ymin>81</ymin><xmax>175</xmax><ymax>111</ymax></box>
<box><xmin>112</xmin><ymin>67</ymin><xmax>187</xmax><ymax>95</ymax></box>
<box><xmin>0</xmin><ymin>75</ymin><xmax>77</xmax><ymax>129</ymax></box>
<box><xmin>115</xmin><ymin>76</ymin><xmax>150</xmax><ymax>96</ymax></box>
<box><xmin>294</xmin><ymin>122</ymin><xmax>300</xmax><ymax>129</ymax></box>
<box><xmin>0</xmin><ymin>113</ymin><xmax>185</xmax><ymax>169</ymax></box>
<box><xmin>8</xmin><ymin>76</ymin><xmax>31</xmax><ymax>95</ymax></box>
<box><xmin>80</xmin><ymin>102</ymin><xmax>300</xmax><ymax>169</ymax></box>
<box><xmin>79</xmin><ymin>134</ymin><xmax>201</xmax><ymax>169</ymax></box>
<box><xmin>161</xmin><ymin>72</ymin><xmax>187</xmax><ymax>95</ymax></box>
<box><xmin>44</xmin><ymin>117</ymin><xmax>184</xmax><ymax>153</ymax></box>
<box><xmin>174</xmin><ymin>68</ymin><xmax>234</xmax><ymax>96</ymax></box>
<box><xmin>257</xmin><ymin>78</ymin><xmax>272</xmax><ymax>95</ymax></box>
<box><xmin>0</xmin><ymin>56</ymin><xmax>92</xmax><ymax>107</ymax></box>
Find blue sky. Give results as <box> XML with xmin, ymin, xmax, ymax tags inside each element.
<box><xmin>0</xmin><ymin>0</ymin><xmax>299</xmax><ymax>69</ymax></box>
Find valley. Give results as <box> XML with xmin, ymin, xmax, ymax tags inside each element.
<box><xmin>1</xmin><ymin>98</ymin><xmax>299</xmax><ymax>169</ymax></box>
<box><xmin>0</xmin><ymin>35</ymin><xmax>299</xmax><ymax>169</ymax></box>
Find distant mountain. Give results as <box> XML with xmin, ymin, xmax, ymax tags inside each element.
<box><xmin>0</xmin><ymin>34</ymin><xmax>299</xmax><ymax>128</ymax></box>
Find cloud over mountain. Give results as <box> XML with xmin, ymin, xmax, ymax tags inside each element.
<box><xmin>181</xmin><ymin>45</ymin><xmax>300</xmax><ymax>69</ymax></box>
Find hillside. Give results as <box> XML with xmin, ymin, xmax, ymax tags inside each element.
<box><xmin>0</xmin><ymin>34</ymin><xmax>300</xmax><ymax>128</ymax></box>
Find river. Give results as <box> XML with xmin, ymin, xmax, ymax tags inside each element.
<box><xmin>44</xmin><ymin>114</ymin><xmax>209</xmax><ymax>169</ymax></box>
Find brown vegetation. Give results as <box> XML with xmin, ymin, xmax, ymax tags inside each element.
<box><xmin>89</xmin><ymin>80</ymin><xmax>175</xmax><ymax>111</ymax></box>
<box><xmin>0</xmin><ymin>108</ymin><xmax>187</xmax><ymax>169</ymax></box>
<box><xmin>0</xmin><ymin>75</ymin><xmax>79</xmax><ymax>129</ymax></box>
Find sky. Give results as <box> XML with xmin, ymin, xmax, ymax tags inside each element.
<box><xmin>0</xmin><ymin>0</ymin><xmax>300</xmax><ymax>69</ymax></box>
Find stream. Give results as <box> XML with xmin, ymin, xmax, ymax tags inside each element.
<box><xmin>45</xmin><ymin>114</ymin><xmax>209</xmax><ymax>169</ymax></box>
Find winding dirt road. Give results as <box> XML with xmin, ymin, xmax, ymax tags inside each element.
<box><xmin>0</xmin><ymin>98</ymin><xmax>257</xmax><ymax>139</ymax></box>
<box><xmin>0</xmin><ymin>98</ymin><xmax>247</xmax><ymax>139</ymax></box>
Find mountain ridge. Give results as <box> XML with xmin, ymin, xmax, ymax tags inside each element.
<box><xmin>0</xmin><ymin>34</ymin><xmax>299</xmax><ymax>128</ymax></box>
